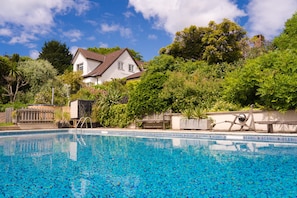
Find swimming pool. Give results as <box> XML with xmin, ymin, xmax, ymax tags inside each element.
<box><xmin>1</xmin><ymin>129</ymin><xmax>297</xmax><ymax>197</ymax></box>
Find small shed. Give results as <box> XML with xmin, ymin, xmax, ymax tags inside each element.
<box><xmin>70</xmin><ymin>100</ymin><xmax>94</xmax><ymax>119</ymax></box>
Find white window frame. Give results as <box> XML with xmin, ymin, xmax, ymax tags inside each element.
<box><xmin>77</xmin><ymin>63</ymin><xmax>83</xmax><ymax>71</ymax></box>
<box><xmin>128</xmin><ymin>64</ymin><xmax>134</xmax><ymax>72</ymax></box>
<box><xmin>118</xmin><ymin>61</ymin><xmax>124</xmax><ymax>70</ymax></box>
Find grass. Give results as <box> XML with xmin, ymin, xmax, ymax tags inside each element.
<box><xmin>0</xmin><ymin>122</ymin><xmax>14</xmax><ymax>127</ymax></box>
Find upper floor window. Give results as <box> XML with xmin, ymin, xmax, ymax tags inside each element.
<box><xmin>118</xmin><ymin>61</ymin><xmax>124</xmax><ymax>70</ymax></box>
<box><xmin>128</xmin><ymin>64</ymin><xmax>134</xmax><ymax>72</ymax></box>
<box><xmin>77</xmin><ymin>63</ymin><xmax>83</xmax><ymax>71</ymax></box>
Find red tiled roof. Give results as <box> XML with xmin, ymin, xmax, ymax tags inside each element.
<box><xmin>126</xmin><ymin>70</ymin><xmax>144</xmax><ymax>80</ymax></box>
<box><xmin>84</xmin><ymin>48</ymin><xmax>126</xmax><ymax>77</ymax></box>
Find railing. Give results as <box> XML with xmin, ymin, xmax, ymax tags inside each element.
<box><xmin>17</xmin><ymin>108</ymin><xmax>54</xmax><ymax>123</ymax></box>
<box><xmin>76</xmin><ymin>117</ymin><xmax>93</xmax><ymax>129</ymax></box>
<box><xmin>75</xmin><ymin>117</ymin><xmax>93</xmax><ymax>146</ymax></box>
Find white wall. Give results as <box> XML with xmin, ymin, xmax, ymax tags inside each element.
<box><xmin>99</xmin><ymin>51</ymin><xmax>141</xmax><ymax>83</ymax></box>
<box><xmin>73</xmin><ymin>53</ymin><xmax>100</xmax><ymax>76</ymax></box>
<box><xmin>172</xmin><ymin>110</ymin><xmax>297</xmax><ymax>133</ymax></box>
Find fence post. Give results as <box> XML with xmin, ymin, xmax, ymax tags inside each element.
<box><xmin>5</xmin><ymin>108</ymin><xmax>13</xmax><ymax>123</ymax></box>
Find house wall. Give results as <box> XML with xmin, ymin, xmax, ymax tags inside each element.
<box><xmin>73</xmin><ymin>53</ymin><xmax>100</xmax><ymax>76</ymax></box>
<box><xmin>98</xmin><ymin>51</ymin><xmax>141</xmax><ymax>84</ymax></box>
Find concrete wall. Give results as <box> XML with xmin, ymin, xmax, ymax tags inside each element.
<box><xmin>172</xmin><ymin>110</ymin><xmax>297</xmax><ymax>133</ymax></box>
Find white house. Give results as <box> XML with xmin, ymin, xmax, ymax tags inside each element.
<box><xmin>72</xmin><ymin>48</ymin><xmax>143</xmax><ymax>85</ymax></box>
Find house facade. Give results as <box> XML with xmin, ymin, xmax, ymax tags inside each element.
<box><xmin>72</xmin><ymin>48</ymin><xmax>143</xmax><ymax>85</ymax></box>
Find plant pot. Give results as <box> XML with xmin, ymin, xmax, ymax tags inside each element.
<box><xmin>180</xmin><ymin>118</ymin><xmax>211</xmax><ymax>130</ymax></box>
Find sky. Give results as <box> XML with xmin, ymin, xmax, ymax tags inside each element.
<box><xmin>0</xmin><ymin>0</ymin><xmax>296</xmax><ymax>61</ymax></box>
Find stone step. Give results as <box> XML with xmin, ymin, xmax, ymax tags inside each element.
<box><xmin>17</xmin><ymin>123</ymin><xmax>58</xmax><ymax>130</ymax></box>
<box><xmin>0</xmin><ymin>125</ymin><xmax>20</xmax><ymax>131</ymax></box>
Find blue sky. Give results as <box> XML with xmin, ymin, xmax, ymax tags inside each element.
<box><xmin>0</xmin><ymin>0</ymin><xmax>296</xmax><ymax>61</ymax></box>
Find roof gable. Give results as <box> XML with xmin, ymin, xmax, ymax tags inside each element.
<box><xmin>84</xmin><ymin>48</ymin><xmax>143</xmax><ymax>77</ymax></box>
<box><xmin>72</xmin><ymin>48</ymin><xmax>105</xmax><ymax>64</ymax></box>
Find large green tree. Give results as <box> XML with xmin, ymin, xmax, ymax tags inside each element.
<box><xmin>127</xmin><ymin>55</ymin><xmax>176</xmax><ymax>117</ymax></box>
<box><xmin>19</xmin><ymin>59</ymin><xmax>57</xmax><ymax>96</ymax></box>
<box><xmin>39</xmin><ymin>40</ymin><xmax>72</xmax><ymax>74</ymax></box>
<box><xmin>273</xmin><ymin>12</ymin><xmax>297</xmax><ymax>50</ymax></box>
<box><xmin>222</xmin><ymin>49</ymin><xmax>297</xmax><ymax>111</ymax></box>
<box><xmin>160</xmin><ymin>19</ymin><xmax>247</xmax><ymax>64</ymax></box>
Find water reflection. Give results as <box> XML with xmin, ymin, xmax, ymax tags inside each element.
<box><xmin>1</xmin><ymin>134</ymin><xmax>297</xmax><ymax>197</ymax></box>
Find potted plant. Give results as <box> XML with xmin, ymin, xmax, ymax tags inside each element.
<box><xmin>180</xmin><ymin>107</ymin><xmax>211</xmax><ymax>130</ymax></box>
<box><xmin>54</xmin><ymin>109</ymin><xmax>71</xmax><ymax>128</ymax></box>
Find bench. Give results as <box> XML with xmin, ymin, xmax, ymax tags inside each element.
<box><xmin>255</xmin><ymin>120</ymin><xmax>297</xmax><ymax>133</ymax></box>
<box><xmin>137</xmin><ymin>113</ymin><xmax>171</xmax><ymax>129</ymax></box>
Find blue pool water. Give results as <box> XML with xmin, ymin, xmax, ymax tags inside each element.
<box><xmin>1</xmin><ymin>131</ymin><xmax>297</xmax><ymax>197</ymax></box>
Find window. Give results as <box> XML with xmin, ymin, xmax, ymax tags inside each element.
<box><xmin>118</xmin><ymin>61</ymin><xmax>124</xmax><ymax>70</ymax></box>
<box><xmin>128</xmin><ymin>64</ymin><xmax>134</xmax><ymax>72</ymax></box>
<box><xmin>77</xmin><ymin>63</ymin><xmax>83</xmax><ymax>71</ymax></box>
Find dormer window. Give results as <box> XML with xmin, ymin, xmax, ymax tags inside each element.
<box><xmin>129</xmin><ymin>64</ymin><xmax>134</xmax><ymax>72</ymax></box>
<box><xmin>118</xmin><ymin>61</ymin><xmax>124</xmax><ymax>70</ymax></box>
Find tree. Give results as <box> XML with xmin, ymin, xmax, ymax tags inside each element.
<box><xmin>127</xmin><ymin>55</ymin><xmax>177</xmax><ymax>117</ymax></box>
<box><xmin>39</xmin><ymin>40</ymin><xmax>72</xmax><ymax>74</ymax></box>
<box><xmin>160</xmin><ymin>19</ymin><xmax>247</xmax><ymax>64</ymax></box>
<box><xmin>273</xmin><ymin>12</ymin><xmax>297</xmax><ymax>50</ymax></box>
<box><xmin>3</xmin><ymin>61</ymin><xmax>28</xmax><ymax>103</ymax></box>
<box><xmin>58</xmin><ymin>70</ymin><xmax>84</xmax><ymax>95</ymax></box>
<box><xmin>88</xmin><ymin>46</ymin><xmax>144</xmax><ymax>61</ymax></box>
<box><xmin>19</xmin><ymin>60</ymin><xmax>58</xmax><ymax>96</ymax></box>
<box><xmin>92</xmin><ymin>79</ymin><xmax>130</xmax><ymax>127</ymax></box>
<box><xmin>222</xmin><ymin>49</ymin><xmax>297</xmax><ymax>111</ymax></box>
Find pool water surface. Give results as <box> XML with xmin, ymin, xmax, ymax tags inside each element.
<box><xmin>0</xmin><ymin>132</ymin><xmax>297</xmax><ymax>197</ymax></box>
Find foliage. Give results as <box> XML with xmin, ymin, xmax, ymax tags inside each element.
<box><xmin>160</xmin><ymin>19</ymin><xmax>247</xmax><ymax>64</ymax></box>
<box><xmin>2</xmin><ymin>59</ymin><xmax>28</xmax><ymax>103</ymax></box>
<box><xmin>19</xmin><ymin>59</ymin><xmax>58</xmax><ymax>95</ymax></box>
<box><xmin>245</xmin><ymin>35</ymin><xmax>274</xmax><ymax>59</ymax></box>
<box><xmin>209</xmin><ymin>100</ymin><xmax>241</xmax><ymax>112</ymax></box>
<box><xmin>92</xmin><ymin>79</ymin><xmax>132</xmax><ymax>127</ymax></box>
<box><xmin>182</xmin><ymin>107</ymin><xmax>208</xmax><ymax>119</ymax></box>
<box><xmin>34</xmin><ymin>78</ymin><xmax>69</xmax><ymax>105</ymax></box>
<box><xmin>71</xmin><ymin>86</ymin><xmax>99</xmax><ymax>101</ymax></box>
<box><xmin>98</xmin><ymin>104</ymin><xmax>131</xmax><ymax>128</ymax></box>
<box><xmin>222</xmin><ymin>49</ymin><xmax>297</xmax><ymax>111</ymax></box>
<box><xmin>160</xmin><ymin>60</ymin><xmax>224</xmax><ymax>112</ymax></box>
<box><xmin>273</xmin><ymin>12</ymin><xmax>297</xmax><ymax>50</ymax></box>
<box><xmin>58</xmin><ymin>70</ymin><xmax>84</xmax><ymax>95</ymax></box>
<box><xmin>0</xmin><ymin>102</ymin><xmax>27</xmax><ymax>112</ymax></box>
<box><xmin>54</xmin><ymin>108</ymin><xmax>70</xmax><ymax>124</ymax></box>
<box><xmin>38</xmin><ymin>40</ymin><xmax>72</xmax><ymax>74</ymax></box>
<box><xmin>88</xmin><ymin>46</ymin><xmax>144</xmax><ymax>61</ymax></box>
<box><xmin>127</xmin><ymin>55</ymin><xmax>176</xmax><ymax>117</ymax></box>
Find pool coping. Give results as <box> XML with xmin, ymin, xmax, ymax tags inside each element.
<box><xmin>1</xmin><ymin>128</ymin><xmax>297</xmax><ymax>143</ymax></box>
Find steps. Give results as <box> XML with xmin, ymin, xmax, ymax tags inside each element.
<box><xmin>17</xmin><ymin>123</ymin><xmax>58</xmax><ymax>130</ymax></box>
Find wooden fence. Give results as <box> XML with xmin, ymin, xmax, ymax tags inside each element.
<box><xmin>16</xmin><ymin>108</ymin><xmax>54</xmax><ymax>123</ymax></box>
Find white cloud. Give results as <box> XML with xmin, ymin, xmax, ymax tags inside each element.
<box><xmin>148</xmin><ymin>34</ymin><xmax>157</xmax><ymax>40</ymax></box>
<box><xmin>0</xmin><ymin>28</ymin><xmax>12</xmax><ymax>36</ymax></box>
<box><xmin>63</xmin><ymin>29</ymin><xmax>83</xmax><ymax>42</ymax></box>
<box><xmin>123</xmin><ymin>11</ymin><xmax>134</xmax><ymax>18</ymax></box>
<box><xmin>128</xmin><ymin>0</ymin><xmax>246</xmax><ymax>35</ymax></box>
<box><xmin>101</xmin><ymin>24</ymin><xmax>120</xmax><ymax>32</ymax></box>
<box><xmin>29</xmin><ymin>50</ymin><xmax>39</xmax><ymax>59</ymax></box>
<box><xmin>100</xmin><ymin>23</ymin><xmax>133</xmax><ymax>38</ymax></box>
<box><xmin>0</xmin><ymin>0</ymin><xmax>91</xmax><ymax>44</ymax></box>
<box><xmin>99</xmin><ymin>42</ymin><xmax>109</xmax><ymax>48</ymax></box>
<box><xmin>9</xmin><ymin>32</ymin><xmax>37</xmax><ymax>44</ymax></box>
<box><xmin>246</xmin><ymin>0</ymin><xmax>297</xmax><ymax>39</ymax></box>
